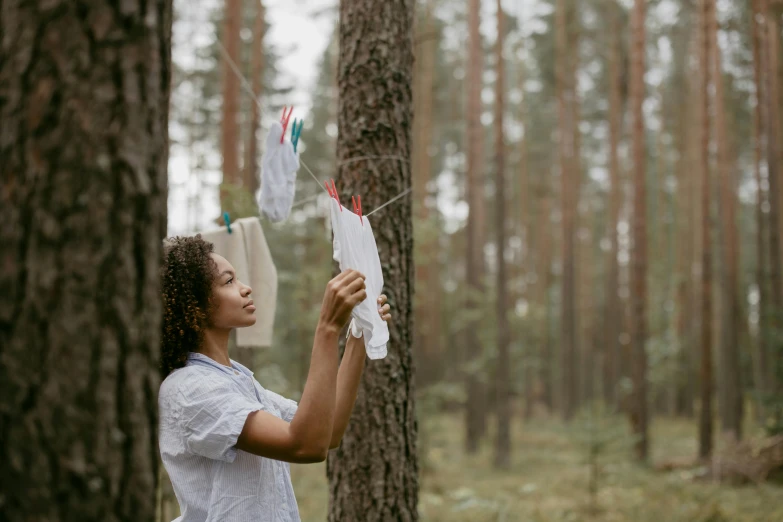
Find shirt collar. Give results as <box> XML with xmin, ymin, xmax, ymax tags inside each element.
<box><xmin>186</xmin><ymin>352</ymin><xmax>254</xmax><ymax>377</ymax></box>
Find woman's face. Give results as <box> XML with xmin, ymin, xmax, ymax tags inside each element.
<box><xmin>208</xmin><ymin>253</ymin><xmax>257</xmax><ymax>329</ymax></box>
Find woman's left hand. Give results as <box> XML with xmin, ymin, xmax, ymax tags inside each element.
<box><xmin>377</xmin><ymin>295</ymin><xmax>392</xmax><ymax>324</ymax></box>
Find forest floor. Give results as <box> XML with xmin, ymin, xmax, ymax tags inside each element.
<box><xmin>291</xmin><ymin>412</ymin><xmax>782</xmax><ymax>522</ymax></box>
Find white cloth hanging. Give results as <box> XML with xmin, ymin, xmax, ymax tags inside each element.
<box><xmin>258</xmin><ymin>121</ymin><xmax>300</xmax><ymax>223</ymax></box>
<box><xmin>329</xmin><ymin>199</ymin><xmax>389</xmax><ymax>360</ymax></box>
<box><xmin>199</xmin><ymin>217</ymin><xmax>278</xmax><ymax>348</ymax></box>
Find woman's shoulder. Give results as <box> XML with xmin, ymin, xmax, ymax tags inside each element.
<box><xmin>159</xmin><ymin>364</ymin><xmax>228</xmax><ymax>402</ymax></box>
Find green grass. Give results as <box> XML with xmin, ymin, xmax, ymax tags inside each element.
<box><xmin>291</xmin><ymin>413</ymin><xmax>782</xmax><ymax>522</ymax></box>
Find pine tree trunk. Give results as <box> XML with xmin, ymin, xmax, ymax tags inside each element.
<box><xmin>605</xmin><ymin>1</ymin><xmax>623</xmax><ymax>410</ymax></box>
<box><xmin>710</xmin><ymin>7</ymin><xmax>743</xmax><ymax>440</ymax></box>
<box><xmin>412</xmin><ymin>1</ymin><xmax>441</xmax><ymax>385</ymax></box>
<box><xmin>326</xmin><ymin>0</ymin><xmax>418</xmax><ymax>520</ymax></box>
<box><xmin>221</xmin><ymin>0</ymin><xmax>242</xmax><ymax>194</ymax></box>
<box><xmin>465</xmin><ymin>0</ymin><xmax>487</xmax><ymax>451</ymax></box>
<box><xmin>556</xmin><ymin>0</ymin><xmax>578</xmax><ymax>422</ymax></box>
<box><xmin>244</xmin><ymin>0</ymin><xmax>265</xmax><ymax>195</ymax></box>
<box><xmin>751</xmin><ymin>0</ymin><xmax>770</xmax><ymax>416</ymax></box>
<box><xmin>493</xmin><ymin>0</ymin><xmax>511</xmax><ymax>469</ymax></box>
<box><xmin>629</xmin><ymin>0</ymin><xmax>649</xmax><ymax>461</ymax></box>
<box><xmin>698</xmin><ymin>0</ymin><xmax>715</xmax><ymax>460</ymax></box>
<box><xmin>0</xmin><ymin>1</ymin><xmax>172</xmax><ymax>519</ymax></box>
<box><xmin>762</xmin><ymin>2</ymin><xmax>783</xmax><ymax>405</ymax></box>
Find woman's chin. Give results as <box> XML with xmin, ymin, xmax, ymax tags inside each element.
<box><xmin>238</xmin><ymin>315</ymin><xmax>257</xmax><ymax>327</ymax></box>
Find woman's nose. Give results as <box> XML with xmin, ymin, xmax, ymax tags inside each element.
<box><xmin>242</xmin><ymin>283</ymin><xmax>252</xmax><ymax>296</ymax></box>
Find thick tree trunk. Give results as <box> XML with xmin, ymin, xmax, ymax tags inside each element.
<box><xmin>710</xmin><ymin>8</ymin><xmax>743</xmax><ymax>440</ymax></box>
<box><xmin>244</xmin><ymin>0</ymin><xmax>265</xmax><ymax>195</ymax></box>
<box><xmin>221</xmin><ymin>0</ymin><xmax>242</xmax><ymax>193</ymax></box>
<box><xmin>556</xmin><ymin>0</ymin><xmax>578</xmax><ymax>422</ymax></box>
<box><xmin>698</xmin><ymin>0</ymin><xmax>714</xmax><ymax>461</ymax></box>
<box><xmin>493</xmin><ymin>0</ymin><xmax>511</xmax><ymax>469</ymax></box>
<box><xmin>326</xmin><ymin>0</ymin><xmax>418</xmax><ymax>520</ymax></box>
<box><xmin>629</xmin><ymin>0</ymin><xmax>649</xmax><ymax>461</ymax></box>
<box><xmin>464</xmin><ymin>0</ymin><xmax>487</xmax><ymax>452</ymax></box>
<box><xmin>0</xmin><ymin>1</ymin><xmax>172</xmax><ymax>520</ymax></box>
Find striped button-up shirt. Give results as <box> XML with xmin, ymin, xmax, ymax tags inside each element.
<box><xmin>158</xmin><ymin>352</ymin><xmax>300</xmax><ymax>522</ymax></box>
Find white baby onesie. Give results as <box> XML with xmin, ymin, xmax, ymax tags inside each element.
<box><xmin>257</xmin><ymin>121</ymin><xmax>300</xmax><ymax>223</ymax></box>
<box><xmin>329</xmin><ymin>198</ymin><xmax>389</xmax><ymax>360</ymax></box>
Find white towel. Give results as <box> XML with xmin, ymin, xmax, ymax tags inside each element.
<box><xmin>198</xmin><ymin>217</ymin><xmax>277</xmax><ymax>347</ymax></box>
<box><xmin>329</xmin><ymin>199</ymin><xmax>389</xmax><ymax>360</ymax></box>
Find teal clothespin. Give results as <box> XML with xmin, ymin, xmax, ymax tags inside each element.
<box><xmin>291</xmin><ymin>119</ymin><xmax>304</xmax><ymax>152</ymax></box>
<box><xmin>223</xmin><ymin>211</ymin><xmax>232</xmax><ymax>234</ymax></box>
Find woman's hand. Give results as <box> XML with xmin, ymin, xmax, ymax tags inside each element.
<box><xmin>318</xmin><ymin>269</ymin><xmax>367</xmax><ymax>333</ymax></box>
<box><xmin>377</xmin><ymin>294</ymin><xmax>392</xmax><ymax>324</ymax></box>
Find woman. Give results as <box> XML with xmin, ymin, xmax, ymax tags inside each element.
<box><xmin>158</xmin><ymin>235</ymin><xmax>391</xmax><ymax>522</ymax></box>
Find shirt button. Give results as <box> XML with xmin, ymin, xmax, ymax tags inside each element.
<box><xmin>234</xmin><ymin>370</ymin><xmax>239</xmax><ymax>375</ymax></box>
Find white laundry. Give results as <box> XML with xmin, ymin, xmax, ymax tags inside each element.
<box><xmin>329</xmin><ymin>199</ymin><xmax>389</xmax><ymax>360</ymax></box>
<box><xmin>258</xmin><ymin>121</ymin><xmax>300</xmax><ymax>223</ymax></box>
<box><xmin>199</xmin><ymin>217</ymin><xmax>278</xmax><ymax>348</ymax></box>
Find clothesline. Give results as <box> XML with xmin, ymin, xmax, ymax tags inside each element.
<box><xmin>215</xmin><ymin>40</ymin><xmax>411</xmax><ymax>218</ymax></box>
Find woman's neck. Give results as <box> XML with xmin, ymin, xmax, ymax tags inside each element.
<box><xmin>197</xmin><ymin>328</ymin><xmax>232</xmax><ymax>367</ymax></box>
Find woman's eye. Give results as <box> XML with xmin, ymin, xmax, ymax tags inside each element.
<box><xmin>226</xmin><ymin>278</ymin><xmax>233</xmax><ymax>285</ymax></box>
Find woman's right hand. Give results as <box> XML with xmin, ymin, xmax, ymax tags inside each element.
<box><xmin>318</xmin><ymin>269</ymin><xmax>367</xmax><ymax>333</ymax></box>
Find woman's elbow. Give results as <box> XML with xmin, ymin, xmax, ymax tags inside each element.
<box><xmin>293</xmin><ymin>445</ymin><xmax>329</xmax><ymax>463</ymax></box>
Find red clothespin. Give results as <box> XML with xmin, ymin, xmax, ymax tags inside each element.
<box><xmin>280</xmin><ymin>106</ymin><xmax>294</xmax><ymax>144</ymax></box>
<box><xmin>352</xmin><ymin>195</ymin><xmax>363</xmax><ymax>227</ymax></box>
<box><xmin>326</xmin><ymin>179</ymin><xmax>342</xmax><ymax>211</ymax></box>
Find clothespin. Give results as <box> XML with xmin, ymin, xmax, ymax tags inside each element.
<box><xmin>223</xmin><ymin>211</ymin><xmax>232</xmax><ymax>234</ymax></box>
<box><xmin>325</xmin><ymin>179</ymin><xmax>342</xmax><ymax>211</ymax></box>
<box><xmin>280</xmin><ymin>106</ymin><xmax>294</xmax><ymax>144</ymax></box>
<box><xmin>291</xmin><ymin>119</ymin><xmax>304</xmax><ymax>152</ymax></box>
<box><xmin>352</xmin><ymin>195</ymin><xmax>363</xmax><ymax>227</ymax></box>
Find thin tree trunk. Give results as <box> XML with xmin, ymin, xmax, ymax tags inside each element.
<box><xmin>221</xmin><ymin>0</ymin><xmax>242</xmax><ymax>196</ymax></box>
<box><xmin>244</xmin><ymin>0</ymin><xmax>265</xmax><ymax>195</ymax></box>
<box><xmin>710</xmin><ymin>7</ymin><xmax>743</xmax><ymax>440</ymax></box>
<box><xmin>413</xmin><ymin>1</ymin><xmax>440</xmax><ymax>385</ymax></box>
<box><xmin>556</xmin><ymin>0</ymin><xmax>578</xmax><ymax>422</ymax></box>
<box><xmin>465</xmin><ymin>0</ymin><xmax>487</xmax><ymax>452</ymax></box>
<box><xmin>698</xmin><ymin>0</ymin><xmax>715</xmax><ymax>460</ymax></box>
<box><xmin>751</xmin><ymin>0</ymin><xmax>770</xmax><ymax>417</ymax></box>
<box><xmin>763</xmin><ymin>1</ymin><xmax>783</xmax><ymax>319</ymax></box>
<box><xmin>0</xmin><ymin>1</ymin><xmax>172</xmax><ymax>519</ymax></box>
<box><xmin>605</xmin><ymin>0</ymin><xmax>623</xmax><ymax>410</ymax></box>
<box><xmin>538</xmin><ymin>176</ymin><xmax>554</xmax><ymax>412</ymax></box>
<box><xmin>629</xmin><ymin>0</ymin><xmax>649</xmax><ymax>461</ymax></box>
<box><xmin>326</xmin><ymin>0</ymin><xmax>418</xmax><ymax>519</ymax></box>
<box><xmin>494</xmin><ymin>0</ymin><xmax>511</xmax><ymax>469</ymax></box>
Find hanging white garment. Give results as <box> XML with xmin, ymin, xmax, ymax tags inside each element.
<box><xmin>258</xmin><ymin>121</ymin><xmax>300</xmax><ymax>223</ymax></box>
<box><xmin>329</xmin><ymin>199</ymin><xmax>389</xmax><ymax>360</ymax></box>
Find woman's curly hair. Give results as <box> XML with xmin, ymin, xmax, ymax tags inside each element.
<box><xmin>160</xmin><ymin>235</ymin><xmax>218</xmax><ymax>377</ymax></box>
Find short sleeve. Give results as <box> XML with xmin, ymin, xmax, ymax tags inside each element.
<box><xmin>265</xmin><ymin>389</ymin><xmax>298</xmax><ymax>423</ymax></box>
<box><xmin>177</xmin><ymin>375</ymin><xmax>262</xmax><ymax>462</ymax></box>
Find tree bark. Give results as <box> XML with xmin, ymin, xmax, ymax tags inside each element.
<box><xmin>221</xmin><ymin>0</ymin><xmax>242</xmax><ymax>193</ymax></box>
<box><xmin>698</xmin><ymin>0</ymin><xmax>714</xmax><ymax>460</ymax></box>
<box><xmin>244</xmin><ymin>0</ymin><xmax>265</xmax><ymax>195</ymax></box>
<box><xmin>493</xmin><ymin>0</ymin><xmax>511</xmax><ymax>469</ymax></box>
<box><xmin>629</xmin><ymin>0</ymin><xmax>649</xmax><ymax>461</ymax></box>
<box><xmin>412</xmin><ymin>1</ymin><xmax>441</xmax><ymax>386</ymax></box>
<box><xmin>326</xmin><ymin>0</ymin><xmax>418</xmax><ymax>520</ymax></box>
<box><xmin>556</xmin><ymin>0</ymin><xmax>578</xmax><ymax>422</ymax></box>
<box><xmin>710</xmin><ymin>6</ymin><xmax>742</xmax><ymax>440</ymax></box>
<box><xmin>0</xmin><ymin>1</ymin><xmax>172</xmax><ymax>520</ymax></box>
<box><xmin>605</xmin><ymin>0</ymin><xmax>623</xmax><ymax>411</ymax></box>
<box><xmin>751</xmin><ymin>0</ymin><xmax>770</xmax><ymax>416</ymax></box>
<box><xmin>464</xmin><ymin>0</ymin><xmax>487</xmax><ymax>451</ymax></box>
